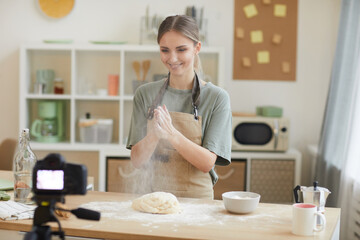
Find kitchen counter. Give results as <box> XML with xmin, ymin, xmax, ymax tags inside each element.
<box><xmin>0</xmin><ymin>171</ymin><xmax>340</xmax><ymax>240</ymax></box>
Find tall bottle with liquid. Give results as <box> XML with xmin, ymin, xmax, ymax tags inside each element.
<box><xmin>13</xmin><ymin>128</ymin><xmax>37</xmax><ymax>204</ymax></box>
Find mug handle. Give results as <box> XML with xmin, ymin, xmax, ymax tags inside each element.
<box><xmin>313</xmin><ymin>212</ymin><xmax>326</xmax><ymax>232</ymax></box>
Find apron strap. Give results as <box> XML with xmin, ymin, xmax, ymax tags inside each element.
<box><xmin>147</xmin><ymin>72</ymin><xmax>201</xmax><ymax>120</ymax></box>
<box><xmin>192</xmin><ymin>72</ymin><xmax>201</xmax><ymax>120</ymax></box>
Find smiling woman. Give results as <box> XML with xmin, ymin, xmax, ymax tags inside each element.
<box><xmin>126</xmin><ymin>15</ymin><xmax>232</xmax><ymax>200</ymax></box>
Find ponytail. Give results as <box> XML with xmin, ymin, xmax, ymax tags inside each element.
<box><xmin>194</xmin><ymin>54</ymin><xmax>203</xmax><ymax>79</ymax></box>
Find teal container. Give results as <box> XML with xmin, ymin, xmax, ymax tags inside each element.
<box><xmin>256</xmin><ymin>106</ymin><xmax>283</xmax><ymax>117</ymax></box>
<box><xmin>36</xmin><ymin>69</ymin><xmax>55</xmax><ymax>94</ymax></box>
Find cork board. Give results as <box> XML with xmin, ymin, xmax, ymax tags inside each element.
<box><xmin>233</xmin><ymin>0</ymin><xmax>298</xmax><ymax>81</ymax></box>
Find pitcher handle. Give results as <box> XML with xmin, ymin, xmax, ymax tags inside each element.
<box><xmin>293</xmin><ymin>185</ymin><xmax>301</xmax><ymax>203</ymax></box>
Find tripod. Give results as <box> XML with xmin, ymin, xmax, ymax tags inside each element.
<box><xmin>24</xmin><ymin>197</ymin><xmax>65</xmax><ymax>240</ymax></box>
<box><xmin>24</xmin><ymin>196</ymin><xmax>100</xmax><ymax>240</ymax></box>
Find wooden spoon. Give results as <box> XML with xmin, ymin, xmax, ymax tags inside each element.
<box><xmin>132</xmin><ymin>61</ymin><xmax>141</xmax><ymax>81</ymax></box>
<box><xmin>142</xmin><ymin>60</ymin><xmax>151</xmax><ymax>81</ymax></box>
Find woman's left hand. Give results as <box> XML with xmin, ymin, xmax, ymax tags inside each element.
<box><xmin>153</xmin><ymin>105</ymin><xmax>177</xmax><ymax>140</ymax></box>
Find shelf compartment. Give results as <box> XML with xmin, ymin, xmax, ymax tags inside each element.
<box><xmin>123</xmin><ymin>51</ymin><xmax>167</xmax><ymax>95</ymax></box>
<box><xmin>27</xmin><ymin>99</ymin><xmax>71</xmax><ymax>143</ymax></box>
<box><xmin>75</xmin><ymin>50</ymin><xmax>120</xmax><ymax>96</ymax></box>
<box><xmin>26</xmin><ymin>49</ymin><xmax>71</xmax><ymax>95</ymax></box>
<box><xmin>75</xmin><ymin>100</ymin><xmax>120</xmax><ymax>144</ymax></box>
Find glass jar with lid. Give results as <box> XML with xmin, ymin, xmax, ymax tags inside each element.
<box><xmin>54</xmin><ymin>77</ymin><xmax>64</xmax><ymax>94</ymax></box>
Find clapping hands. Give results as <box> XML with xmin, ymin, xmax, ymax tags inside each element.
<box><xmin>152</xmin><ymin>105</ymin><xmax>176</xmax><ymax>140</ymax></box>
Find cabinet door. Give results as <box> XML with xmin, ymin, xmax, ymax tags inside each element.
<box><xmin>213</xmin><ymin>160</ymin><xmax>246</xmax><ymax>200</ymax></box>
<box><xmin>107</xmin><ymin>158</ymin><xmax>133</xmax><ymax>193</ymax></box>
<box><xmin>106</xmin><ymin>158</ymin><xmax>151</xmax><ymax>194</ymax></box>
<box><xmin>250</xmin><ymin>159</ymin><xmax>294</xmax><ymax>203</ymax></box>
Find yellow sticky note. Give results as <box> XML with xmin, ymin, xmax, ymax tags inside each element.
<box><xmin>236</xmin><ymin>27</ymin><xmax>245</xmax><ymax>39</ymax></box>
<box><xmin>243</xmin><ymin>4</ymin><xmax>258</xmax><ymax>18</ymax></box>
<box><xmin>274</xmin><ymin>4</ymin><xmax>287</xmax><ymax>17</ymax></box>
<box><xmin>251</xmin><ymin>30</ymin><xmax>263</xmax><ymax>43</ymax></box>
<box><xmin>257</xmin><ymin>51</ymin><xmax>270</xmax><ymax>64</ymax></box>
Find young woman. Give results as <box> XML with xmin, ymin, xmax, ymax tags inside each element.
<box><xmin>126</xmin><ymin>15</ymin><xmax>231</xmax><ymax>199</ymax></box>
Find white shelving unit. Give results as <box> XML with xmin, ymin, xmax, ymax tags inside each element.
<box><xmin>19</xmin><ymin>43</ymin><xmax>225</xmax><ymax>151</ymax></box>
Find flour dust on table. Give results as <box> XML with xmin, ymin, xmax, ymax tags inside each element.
<box><xmin>81</xmin><ymin>200</ymin><xmax>290</xmax><ymax>229</ymax></box>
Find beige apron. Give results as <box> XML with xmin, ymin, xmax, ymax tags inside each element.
<box><xmin>147</xmin><ymin>73</ymin><xmax>213</xmax><ymax>199</ymax></box>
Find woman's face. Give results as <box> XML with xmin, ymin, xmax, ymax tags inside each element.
<box><xmin>159</xmin><ymin>30</ymin><xmax>201</xmax><ymax>77</ymax></box>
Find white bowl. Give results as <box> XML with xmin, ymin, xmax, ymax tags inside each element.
<box><xmin>222</xmin><ymin>191</ymin><xmax>261</xmax><ymax>214</ymax></box>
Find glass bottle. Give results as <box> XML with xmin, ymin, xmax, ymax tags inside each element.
<box><xmin>13</xmin><ymin>128</ymin><xmax>37</xmax><ymax>204</ymax></box>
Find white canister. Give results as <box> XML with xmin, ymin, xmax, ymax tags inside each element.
<box><xmin>79</xmin><ymin>119</ymin><xmax>98</xmax><ymax>143</ymax></box>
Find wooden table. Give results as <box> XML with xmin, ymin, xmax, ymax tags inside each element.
<box><xmin>0</xmin><ymin>171</ymin><xmax>340</xmax><ymax>240</ymax></box>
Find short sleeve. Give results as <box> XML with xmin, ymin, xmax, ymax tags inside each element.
<box><xmin>126</xmin><ymin>89</ymin><xmax>148</xmax><ymax>149</ymax></box>
<box><xmin>202</xmin><ymin>89</ymin><xmax>232</xmax><ymax>166</ymax></box>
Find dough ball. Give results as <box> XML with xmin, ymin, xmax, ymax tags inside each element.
<box><xmin>132</xmin><ymin>192</ymin><xmax>180</xmax><ymax>214</ymax></box>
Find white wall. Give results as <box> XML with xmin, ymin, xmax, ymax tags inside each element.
<box><xmin>0</xmin><ymin>0</ymin><xmax>341</xmax><ymax>186</ymax></box>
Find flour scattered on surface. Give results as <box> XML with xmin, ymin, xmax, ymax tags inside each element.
<box><xmin>141</xmin><ymin>223</ymin><xmax>153</xmax><ymax>227</ymax></box>
<box><xmin>81</xmin><ymin>224</ymin><xmax>94</xmax><ymax>229</ymax></box>
<box><xmin>80</xmin><ymin>201</ymin><xmax>289</xmax><ymax>227</ymax></box>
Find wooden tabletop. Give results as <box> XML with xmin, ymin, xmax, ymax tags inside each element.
<box><xmin>0</xmin><ymin>171</ymin><xmax>340</xmax><ymax>240</ymax></box>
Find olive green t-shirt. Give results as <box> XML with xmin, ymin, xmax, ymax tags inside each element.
<box><xmin>126</xmin><ymin>79</ymin><xmax>232</xmax><ymax>183</ymax></box>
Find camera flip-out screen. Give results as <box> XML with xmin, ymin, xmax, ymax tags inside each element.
<box><xmin>36</xmin><ymin>170</ymin><xmax>64</xmax><ymax>190</ymax></box>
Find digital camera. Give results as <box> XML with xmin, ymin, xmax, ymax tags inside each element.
<box><xmin>32</xmin><ymin>153</ymin><xmax>87</xmax><ymax>196</ymax></box>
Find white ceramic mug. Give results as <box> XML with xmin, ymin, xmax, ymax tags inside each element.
<box><xmin>292</xmin><ymin>203</ymin><xmax>326</xmax><ymax>236</ymax></box>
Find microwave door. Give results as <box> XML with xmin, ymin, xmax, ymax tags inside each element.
<box><xmin>273</xmin><ymin>119</ymin><xmax>279</xmax><ymax>150</ymax></box>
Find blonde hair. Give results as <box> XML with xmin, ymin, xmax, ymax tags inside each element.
<box><xmin>157</xmin><ymin>15</ymin><xmax>203</xmax><ymax>78</ymax></box>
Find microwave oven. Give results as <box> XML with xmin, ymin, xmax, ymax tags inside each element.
<box><xmin>232</xmin><ymin>116</ymin><xmax>289</xmax><ymax>152</ymax></box>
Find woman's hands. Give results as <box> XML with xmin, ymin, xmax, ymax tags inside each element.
<box><xmin>153</xmin><ymin>104</ymin><xmax>216</xmax><ymax>172</ymax></box>
<box><xmin>152</xmin><ymin>105</ymin><xmax>178</xmax><ymax>140</ymax></box>
<box><xmin>134</xmin><ymin>104</ymin><xmax>216</xmax><ymax>172</ymax></box>
<box><xmin>131</xmin><ymin>105</ymin><xmax>174</xmax><ymax>168</ymax></box>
